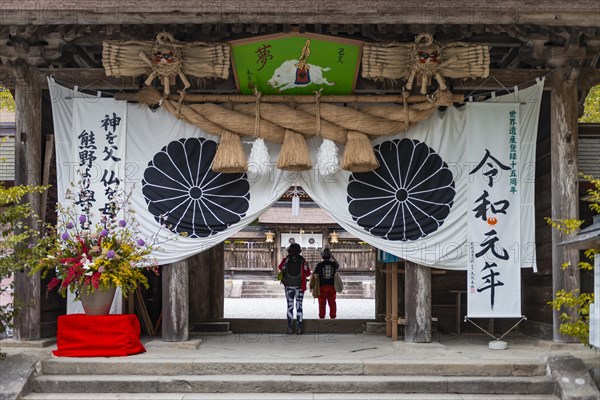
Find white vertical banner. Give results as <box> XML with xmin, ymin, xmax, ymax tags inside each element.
<box><xmin>72</xmin><ymin>98</ymin><xmax>127</xmax><ymax>219</ymax></box>
<box><xmin>66</xmin><ymin>96</ymin><xmax>126</xmax><ymax>314</ymax></box>
<box><xmin>467</xmin><ymin>103</ymin><xmax>521</xmax><ymax>318</ymax></box>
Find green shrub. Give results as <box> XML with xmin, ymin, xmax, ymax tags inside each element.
<box><xmin>0</xmin><ymin>183</ymin><xmax>48</xmax><ymax>358</ymax></box>
<box><xmin>546</xmin><ymin>174</ymin><xmax>599</xmax><ymax>345</ymax></box>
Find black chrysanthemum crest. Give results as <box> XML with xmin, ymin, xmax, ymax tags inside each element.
<box><xmin>142</xmin><ymin>138</ymin><xmax>250</xmax><ymax>238</ymax></box>
<box><xmin>347</xmin><ymin>139</ymin><xmax>455</xmax><ymax>241</ymax></box>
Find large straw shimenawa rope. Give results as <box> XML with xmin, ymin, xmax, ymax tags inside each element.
<box><xmin>135</xmin><ymin>86</ymin><xmax>461</xmax><ymax>173</ymax></box>
<box><xmin>107</xmin><ymin>32</ymin><xmax>484</xmax><ymax>173</ymax></box>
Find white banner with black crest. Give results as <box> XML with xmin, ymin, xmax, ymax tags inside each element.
<box><xmin>49</xmin><ymin>78</ymin><xmax>543</xmax><ymax>286</ymax></box>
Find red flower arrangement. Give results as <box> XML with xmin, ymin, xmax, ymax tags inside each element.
<box><xmin>33</xmin><ymin>189</ymin><xmax>160</xmax><ymax>300</ymax></box>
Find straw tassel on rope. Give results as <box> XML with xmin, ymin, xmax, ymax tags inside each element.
<box><xmin>341</xmin><ymin>130</ymin><xmax>379</xmax><ymax>173</ymax></box>
<box><xmin>277</xmin><ymin>130</ymin><xmax>312</xmax><ymax>171</ymax></box>
<box><xmin>247</xmin><ymin>90</ymin><xmax>270</xmax><ymax>176</ymax></box>
<box><xmin>212</xmin><ymin>130</ymin><xmax>248</xmax><ymax>173</ymax></box>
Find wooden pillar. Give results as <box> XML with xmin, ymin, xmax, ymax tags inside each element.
<box><xmin>391</xmin><ymin>262</ymin><xmax>399</xmax><ymax>341</ymax></box>
<box><xmin>189</xmin><ymin>244</ymin><xmax>224</xmax><ymax>323</ymax></box>
<box><xmin>13</xmin><ymin>62</ymin><xmax>42</xmax><ymax>341</ymax></box>
<box><xmin>404</xmin><ymin>261</ymin><xmax>432</xmax><ymax>343</ymax></box>
<box><xmin>162</xmin><ymin>258</ymin><xmax>189</xmax><ymax>342</ymax></box>
<box><xmin>550</xmin><ymin>66</ymin><xmax>580</xmax><ymax>343</ymax></box>
<box><xmin>276</xmin><ymin>228</ymin><xmax>283</xmax><ymax>268</ymax></box>
<box><xmin>375</xmin><ymin>260</ymin><xmax>386</xmax><ymax>321</ymax></box>
<box><xmin>385</xmin><ymin>265</ymin><xmax>392</xmax><ymax>336</ymax></box>
<box><xmin>322</xmin><ymin>228</ymin><xmax>330</xmax><ymax>248</ymax></box>
<box><xmin>274</xmin><ymin>228</ymin><xmax>282</xmax><ymax>276</ymax></box>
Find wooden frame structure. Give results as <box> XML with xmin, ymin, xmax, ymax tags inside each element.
<box><xmin>1</xmin><ymin>1</ymin><xmax>599</xmax><ymax>343</ymax></box>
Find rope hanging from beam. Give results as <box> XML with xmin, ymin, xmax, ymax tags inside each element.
<box><xmin>132</xmin><ymin>86</ymin><xmax>462</xmax><ymax>173</ymax></box>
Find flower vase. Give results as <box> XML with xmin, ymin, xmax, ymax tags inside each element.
<box><xmin>80</xmin><ymin>287</ymin><xmax>116</xmax><ymax>315</ymax></box>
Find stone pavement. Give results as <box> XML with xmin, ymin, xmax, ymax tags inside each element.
<box><xmin>224</xmin><ymin>297</ymin><xmax>375</xmax><ymax>319</ymax></box>
<box><xmin>2</xmin><ymin>331</ymin><xmax>600</xmax><ymax>399</ymax></box>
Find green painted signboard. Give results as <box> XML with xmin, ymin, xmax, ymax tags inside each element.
<box><xmin>230</xmin><ymin>32</ymin><xmax>363</xmax><ymax>95</ymax></box>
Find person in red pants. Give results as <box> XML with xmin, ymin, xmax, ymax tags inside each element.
<box><xmin>313</xmin><ymin>247</ymin><xmax>339</xmax><ymax>319</ymax></box>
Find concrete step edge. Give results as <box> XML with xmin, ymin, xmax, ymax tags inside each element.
<box><xmin>22</xmin><ymin>393</ymin><xmax>561</xmax><ymax>400</ymax></box>
<box><xmin>31</xmin><ymin>375</ymin><xmax>555</xmax><ymax>395</ymax></box>
<box><xmin>32</xmin><ymin>374</ymin><xmax>556</xmax><ymax>381</ymax></box>
<box><xmin>41</xmin><ymin>360</ymin><xmax>547</xmax><ymax>377</ymax></box>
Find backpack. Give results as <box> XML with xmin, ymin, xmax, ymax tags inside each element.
<box><xmin>282</xmin><ymin>255</ymin><xmax>303</xmax><ymax>287</ymax></box>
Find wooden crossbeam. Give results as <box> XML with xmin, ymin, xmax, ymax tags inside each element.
<box><xmin>1</xmin><ymin>67</ymin><xmax>598</xmax><ymax>91</ymax></box>
<box><xmin>114</xmin><ymin>92</ymin><xmax>465</xmax><ymax>104</ymax></box>
<box><xmin>2</xmin><ymin>2</ymin><xmax>599</xmax><ymax>27</ymax></box>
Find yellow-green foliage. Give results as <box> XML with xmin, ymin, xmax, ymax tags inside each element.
<box><xmin>579</xmin><ymin>85</ymin><xmax>600</xmax><ymax>123</ymax></box>
<box><xmin>0</xmin><ymin>183</ymin><xmax>49</xmax><ymax>358</ymax></box>
<box><xmin>0</xmin><ymin>87</ymin><xmax>15</xmax><ymax>112</ymax></box>
<box><xmin>546</xmin><ymin>174</ymin><xmax>599</xmax><ymax>345</ymax></box>
<box><xmin>549</xmin><ymin>289</ymin><xmax>594</xmax><ymax>344</ymax></box>
<box><xmin>543</xmin><ymin>216</ymin><xmax>583</xmax><ymax>235</ymax></box>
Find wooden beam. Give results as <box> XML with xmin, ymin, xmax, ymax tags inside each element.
<box><xmin>1</xmin><ymin>66</ymin><xmax>598</xmax><ymax>92</ymax></box>
<box><xmin>1</xmin><ymin>1</ymin><xmax>599</xmax><ymax>27</ymax></box>
<box><xmin>0</xmin><ymin>67</ymin><xmax>140</xmax><ymax>90</ymax></box>
<box><xmin>404</xmin><ymin>261</ymin><xmax>432</xmax><ymax>343</ymax></box>
<box><xmin>0</xmin><ymin>67</ymin><xmax>597</xmax><ymax>93</ymax></box>
<box><xmin>115</xmin><ymin>92</ymin><xmax>464</xmax><ymax>104</ymax></box>
<box><xmin>455</xmin><ymin>68</ymin><xmax>600</xmax><ymax>91</ymax></box>
<box><xmin>550</xmin><ymin>66</ymin><xmax>580</xmax><ymax>343</ymax></box>
<box><xmin>13</xmin><ymin>61</ymin><xmax>42</xmax><ymax>341</ymax></box>
<box><xmin>162</xmin><ymin>258</ymin><xmax>189</xmax><ymax>342</ymax></box>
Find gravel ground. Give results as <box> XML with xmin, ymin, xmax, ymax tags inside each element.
<box><xmin>224</xmin><ymin>297</ymin><xmax>375</xmax><ymax>319</ymax></box>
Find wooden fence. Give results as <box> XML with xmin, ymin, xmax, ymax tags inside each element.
<box><xmin>224</xmin><ymin>241</ymin><xmax>376</xmax><ymax>275</ymax></box>
<box><xmin>224</xmin><ymin>242</ymin><xmax>273</xmax><ymax>273</ymax></box>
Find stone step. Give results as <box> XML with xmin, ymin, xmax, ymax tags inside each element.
<box><xmin>239</xmin><ymin>294</ymin><xmax>367</xmax><ymax>299</ymax></box>
<box><xmin>240</xmin><ymin>290</ymin><xmax>365</xmax><ymax>295</ymax></box>
<box><xmin>238</xmin><ymin>294</ymin><xmax>369</xmax><ymax>298</ymax></box>
<box><xmin>241</xmin><ymin>282</ymin><xmax>276</xmax><ymax>286</ymax></box>
<box><xmin>240</xmin><ymin>287</ymin><xmax>365</xmax><ymax>292</ymax></box>
<box><xmin>244</xmin><ymin>287</ymin><xmax>363</xmax><ymax>290</ymax></box>
<box><xmin>30</xmin><ymin>375</ymin><xmax>555</xmax><ymax>395</ymax></box>
<box><xmin>242</xmin><ymin>282</ymin><xmax>365</xmax><ymax>288</ymax></box>
<box><xmin>241</xmin><ymin>288</ymin><xmax>365</xmax><ymax>293</ymax></box>
<box><xmin>241</xmin><ymin>290</ymin><xmax>364</xmax><ymax>293</ymax></box>
<box><xmin>22</xmin><ymin>392</ymin><xmax>560</xmax><ymax>400</ymax></box>
<box><xmin>189</xmin><ymin>322</ymin><xmax>231</xmax><ymax>333</ymax></box>
<box><xmin>365</xmin><ymin>322</ymin><xmax>387</xmax><ymax>334</ymax></box>
<box><xmin>40</xmin><ymin>359</ymin><xmax>547</xmax><ymax>377</ymax></box>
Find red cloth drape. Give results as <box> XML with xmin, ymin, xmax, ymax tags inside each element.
<box><xmin>53</xmin><ymin>314</ymin><xmax>146</xmax><ymax>357</ymax></box>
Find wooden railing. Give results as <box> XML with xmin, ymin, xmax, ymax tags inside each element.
<box><xmin>224</xmin><ymin>241</ymin><xmax>376</xmax><ymax>274</ymax></box>
<box><xmin>224</xmin><ymin>242</ymin><xmax>273</xmax><ymax>272</ymax></box>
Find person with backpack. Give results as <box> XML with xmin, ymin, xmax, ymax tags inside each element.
<box><xmin>278</xmin><ymin>242</ymin><xmax>311</xmax><ymax>334</ymax></box>
<box><xmin>312</xmin><ymin>247</ymin><xmax>339</xmax><ymax>319</ymax></box>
